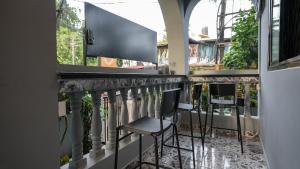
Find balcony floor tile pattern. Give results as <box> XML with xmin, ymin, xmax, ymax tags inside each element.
<box><xmin>126</xmin><ymin>129</ymin><xmax>268</xmax><ymax>169</ymax></box>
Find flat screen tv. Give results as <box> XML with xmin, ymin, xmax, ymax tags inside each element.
<box><xmin>85</xmin><ymin>2</ymin><xmax>157</xmax><ymax>64</ymax></box>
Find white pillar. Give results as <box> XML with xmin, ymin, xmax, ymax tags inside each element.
<box><xmin>120</xmin><ymin>88</ymin><xmax>131</xmax><ymax>142</ymax></box>
<box><xmin>148</xmin><ymin>86</ymin><xmax>155</xmax><ymax>117</ymax></box>
<box><xmin>89</xmin><ymin>91</ymin><xmax>105</xmax><ymax>158</ymax></box>
<box><xmin>1</xmin><ymin>0</ymin><xmax>59</xmax><ymax>168</ymax></box>
<box><xmin>159</xmin><ymin>0</ymin><xmax>189</xmax><ymax>75</ymax></box>
<box><xmin>140</xmin><ymin>87</ymin><xmax>148</xmax><ymax>118</ymax></box>
<box><xmin>106</xmin><ymin>90</ymin><xmax>117</xmax><ymax>151</ymax></box>
<box><xmin>154</xmin><ymin>85</ymin><xmax>161</xmax><ymax>118</ymax></box>
<box><xmin>69</xmin><ymin>92</ymin><xmax>87</xmax><ymax>169</ymax></box>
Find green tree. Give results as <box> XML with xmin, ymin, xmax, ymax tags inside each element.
<box><xmin>56</xmin><ymin>0</ymin><xmax>95</xmax><ymax>65</ymax></box>
<box><xmin>222</xmin><ymin>7</ymin><xmax>258</xmax><ymax>69</ymax></box>
<box><xmin>57</xmin><ymin>27</ymin><xmax>83</xmax><ymax>64</ymax></box>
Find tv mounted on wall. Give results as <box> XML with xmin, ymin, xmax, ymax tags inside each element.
<box><xmin>84</xmin><ymin>2</ymin><xmax>157</xmax><ymax>64</ymax></box>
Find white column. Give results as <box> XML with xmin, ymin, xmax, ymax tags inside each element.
<box><xmin>130</xmin><ymin>87</ymin><xmax>139</xmax><ymax>138</ymax></box>
<box><xmin>69</xmin><ymin>92</ymin><xmax>87</xmax><ymax>169</ymax></box>
<box><xmin>219</xmin><ymin>97</ymin><xmax>225</xmax><ymax>116</ymax></box>
<box><xmin>244</xmin><ymin>84</ymin><xmax>251</xmax><ymax>117</ymax></box>
<box><xmin>148</xmin><ymin>86</ymin><xmax>155</xmax><ymax>117</ymax></box>
<box><xmin>89</xmin><ymin>91</ymin><xmax>105</xmax><ymax>158</ymax></box>
<box><xmin>159</xmin><ymin>0</ymin><xmax>189</xmax><ymax>75</ymax></box>
<box><xmin>154</xmin><ymin>85</ymin><xmax>161</xmax><ymax>118</ymax></box>
<box><xmin>243</xmin><ymin>83</ymin><xmax>251</xmax><ymax>134</ymax></box>
<box><xmin>106</xmin><ymin>90</ymin><xmax>117</xmax><ymax>151</ymax></box>
<box><xmin>130</xmin><ymin>88</ymin><xmax>139</xmax><ymax>121</ymax></box>
<box><xmin>120</xmin><ymin>88</ymin><xmax>131</xmax><ymax>142</ymax></box>
<box><xmin>140</xmin><ymin>87</ymin><xmax>148</xmax><ymax>118</ymax></box>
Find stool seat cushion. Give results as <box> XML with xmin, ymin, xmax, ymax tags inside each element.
<box><xmin>177</xmin><ymin>103</ymin><xmax>194</xmax><ymax>111</ymax></box>
<box><xmin>122</xmin><ymin>117</ymin><xmax>172</xmax><ymax>135</ymax></box>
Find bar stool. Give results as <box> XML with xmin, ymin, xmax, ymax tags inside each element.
<box><xmin>114</xmin><ymin>88</ymin><xmax>183</xmax><ymax>169</ymax></box>
<box><xmin>204</xmin><ymin>83</ymin><xmax>243</xmax><ymax>153</ymax></box>
<box><xmin>161</xmin><ymin>83</ymin><xmax>204</xmax><ymax>168</ymax></box>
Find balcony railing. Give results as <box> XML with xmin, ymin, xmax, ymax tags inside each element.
<box><xmin>57</xmin><ymin>67</ymin><xmax>259</xmax><ymax>169</ymax></box>
<box><xmin>58</xmin><ymin>67</ymin><xmax>186</xmax><ymax>169</ymax></box>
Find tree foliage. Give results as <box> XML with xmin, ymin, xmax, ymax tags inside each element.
<box><xmin>222</xmin><ymin>7</ymin><xmax>258</xmax><ymax>69</ymax></box>
<box><xmin>57</xmin><ymin>27</ymin><xmax>83</xmax><ymax>64</ymax></box>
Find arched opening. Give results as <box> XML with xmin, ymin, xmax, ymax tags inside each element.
<box><xmin>188</xmin><ymin>0</ymin><xmax>254</xmax><ymax>72</ymax></box>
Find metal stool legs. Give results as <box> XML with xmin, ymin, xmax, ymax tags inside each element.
<box><xmin>210</xmin><ymin>105</ymin><xmax>214</xmax><ymax>137</ymax></box>
<box><xmin>114</xmin><ymin>127</ymin><xmax>120</xmax><ymax>169</ymax></box>
<box><xmin>174</xmin><ymin>124</ymin><xmax>183</xmax><ymax>169</ymax></box>
<box><xmin>154</xmin><ymin>136</ymin><xmax>159</xmax><ymax>169</ymax></box>
<box><xmin>236</xmin><ymin>107</ymin><xmax>244</xmax><ymax>153</ymax></box>
<box><xmin>197</xmin><ymin>107</ymin><xmax>205</xmax><ymax>150</ymax></box>
<box><xmin>203</xmin><ymin>105</ymin><xmax>244</xmax><ymax>154</ymax></box>
<box><xmin>189</xmin><ymin>111</ymin><xmax>196</xmax><ymax>168</ymax></box>
<box><xmin>139</xmin><ymin>134</ymin><xmax>142</xmax><ymax>169</ymax></box>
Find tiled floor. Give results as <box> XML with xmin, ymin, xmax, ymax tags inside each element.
<box><xmin>126</xmin><ymin>129</ymin><xmax>268</xmax><ymax>169</ymax></box>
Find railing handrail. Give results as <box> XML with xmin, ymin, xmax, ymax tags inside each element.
<box><xmin>189</xmin><ymin>70</ymin><xmax>259</xmax><ymax>77</ymax></box>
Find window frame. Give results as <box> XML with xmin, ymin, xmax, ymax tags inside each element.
<box><xmin>268</xmin><ymin>0</ymin><xmax>300</xmax><ymax>71</ymax></box>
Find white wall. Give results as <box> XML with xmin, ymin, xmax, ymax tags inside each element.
<box><xmin>260</xmin><ymin>1</ymin><xmax>300</xmax><ymax>169</ymax></box>
<box><xmin>0</xmin><ymin>0</ymin><xmax>59</xmax><ymax>169</ymax></box>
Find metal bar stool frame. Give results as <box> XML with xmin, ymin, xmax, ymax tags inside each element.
<box><xmin>161</xmin><ymin>83</ymin><xmax>204</xmax><ymax>168</ymax></box>
<box><xmin>114</xmin><ymin>88</ymin><xmax>183</xmax><ymax>169</ymax></box>
<box><xmin>203</xmin><ymin>83</ymin><xmax>244</xmax><ymax>153</ymax></box>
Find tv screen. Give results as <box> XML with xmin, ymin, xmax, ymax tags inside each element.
<box><xmin>85</xmin><ymin>2</ymin><xmax>157</xmax><ymax>64</ymax></box>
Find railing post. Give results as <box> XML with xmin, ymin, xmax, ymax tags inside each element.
<box><xmin>140</xmin><ymin>86</ymin><xmax>148</xmax><ymax>118</ymax></box>
<box><xmin>219</xmin><ymin>97</ymin><xmax>225</xmax><ymax>116</ymax></box>
<box><xmin>244</xmin><ymin>83</ymin><xmax>251</xmax><ymax>117</ymax></box>
<box><xmin>154</xmin><ymin>85</ymin><xmax>161</xmax><ymax>118</ymax></box>
<box><xmin>244</xmin><ymin>83</ymin><xmax>251</xmax><ymax>135</ymax></box>
<box><xmin>106</xmin><ymin>89</ymin><xmax>117</xmax><ymax>151</ymax></box>
<box><xmin>130</xmin><ymin>87</ymin><xmax>139</xmax><ymax>121</ymax></box>
<box><xmin>120</xmin><ymin>88</ymin><xmax>131</xmax><ymax>142</ymax></box>
<box><xmin>89</xmin><ymin>91</ymin><xmax>105</xmax><ymax>158</ymax></box>
<box><xmin>69</xmin><ymin>92</ymin><xmax>87</xmax><ymax>169</ymax></box>
<box><xmin>148</xmin><ymin>86</ymin><xmax>155</xmax><ymax>117</ymax></box>
<box><xmin>130</xmin><ymin>87</ymin><xmax>139</xmax><ymax>138</ymax></box>
<box><xmin>187</xmin><ymin>81</ymin><xmax>192</xmax><ymax>103</ymax></box>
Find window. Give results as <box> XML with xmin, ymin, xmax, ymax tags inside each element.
<box><xmin>269</xmin><ymin>0</ymin><xmax>300</xmax><ymax>70</ymax></box>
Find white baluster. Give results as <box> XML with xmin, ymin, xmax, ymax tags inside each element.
<box><xmin>130</xmin><ymin>88</ymin><xmax>139</xmax><ymax>121</ymax></box>
<box><xmin>69</xmin><ymin>92</ymin><xmax>87</xmax><ymax>169</ymax></box>
<box><xmin>154</xmin><ymin>85</ymin><xmax>161</xmax><ymax>118</ymax></box>
<box><xmin>106</xmin><ymin>90</ymin><xmax>117</xmax><ymax>151</ymax></box>
<box><xmin>130</xmin><ymin>87</ymin><xmax>139</xmax><ymax>138</ymax></box>
<box><xmin>148</xmin><ymin>86</ymin><xmax>155</xmax><ymax>117</ymax></box>
<box><xmin>243</xmin><ymin>83</ymin><xmax>251</xmax><ymax>135</ymax></box>
<box><xmin>120</xmin><ymin>88</ymin><xmax>131</xmax><ymax>142</ymax></box>
<box><xmin>89</xmin><ymin>91</ymin><xmax>105</xmax><ymax>158</ymax></box>
<box><xmin>244</xmin><ymin>83</ymin><xmax>251</xmax><ymax>117</ymax></box>
<box><xmin>140</xmin><ymin>87</ymin><xmax>148</xmax><ymax>118</ymax></box>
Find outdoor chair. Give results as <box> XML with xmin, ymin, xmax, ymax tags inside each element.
<box><xmin>204</xmin><ymin>83</ymin><xmax>244</xmax><ymax>153</ymax></box>
<box><xmin>114</xmin><ymin>88</ymin><xmax>183</xmax><ymax>169</ymax></box>
<box><xmin>161</xmin><ymin>83</ymin><xmax>204</xmax><ymax>168</ymax></box>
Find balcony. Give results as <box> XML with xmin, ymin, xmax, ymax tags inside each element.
<box><xmin>4</xmin><ymin>0</ymin><xmax>300</xmax><ymax>169</ymax></box>
<box><xmin>57</xmin><ymin>65</ymin><xmax>262</xmax><ymax>169</ymax></box>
